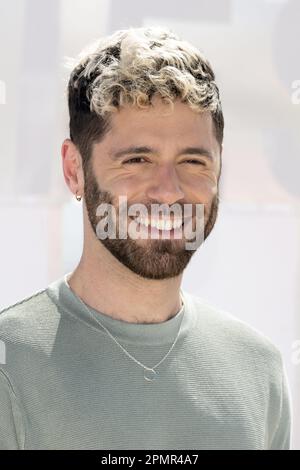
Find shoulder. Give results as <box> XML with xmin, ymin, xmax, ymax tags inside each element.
<box><xmin>184</xmin><ymin>291</ymin><xmax>283</xmax><ymax>374</ymax></box>
<box><xmin>0</xmin><ymin>286</ymin><xmax>65</xmax><ymax>384</ymax></box>
<box><xmin>0</xmin><ymin>287</ymin><xmax>60</xmax><ymax>346</ymax></box>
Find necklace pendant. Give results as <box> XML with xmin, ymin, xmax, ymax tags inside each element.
<box><xmin>144</xmin><ymin>368</ymin><xmax>158</xmax><ymax>381</ymax></box>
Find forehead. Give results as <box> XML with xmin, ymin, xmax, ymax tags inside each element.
<box><xmin>102</xmin><ymin>98</ymin><xmax>219</xmax><ymax>152</ymax></box>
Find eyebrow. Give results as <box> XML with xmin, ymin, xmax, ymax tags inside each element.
<box><xmin>111</xmin><ymin>146</ymin><xmax>214</xmax><ymax>161</ymax></box>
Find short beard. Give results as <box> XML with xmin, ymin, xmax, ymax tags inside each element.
<box><xmin>84</xmin><ymin>163</ymin><xmax>219</xmax><ymax>280</ymax></box>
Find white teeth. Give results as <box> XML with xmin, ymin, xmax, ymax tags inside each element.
<box><xmin>134</xmin><ymin>217</ymin><xmax>183</xmax><ymax>231</ymax></box>
<box><xmin>173</xmin><ymin>219</ymin><xmax>183</xmax><ymax>229</ymax></box>
<box><xmin>140</xmin><ymin>217</ymin><xmax>149</xmax><ymax>227</ymax></box>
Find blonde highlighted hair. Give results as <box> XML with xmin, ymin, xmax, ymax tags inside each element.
<box><xmin>67</xmin><ymin>26</ymin><xmax>224</xmax><ymax>170</ymax></box>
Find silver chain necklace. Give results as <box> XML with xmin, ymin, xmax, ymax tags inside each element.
<box><xmin>64</xmin><ymin>274</ymin><xmax>185</xmax><ymax>382</ymax></box>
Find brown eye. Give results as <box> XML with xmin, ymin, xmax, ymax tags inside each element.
<box><xmin>184</xmin><ymin>159</ymin><xmax>205</xmax><ymax>165</ymax></box>
<box><xmin>124</xmin><ymin>157</ymin><xmax>147</xmax><ymax>164</ymax></box>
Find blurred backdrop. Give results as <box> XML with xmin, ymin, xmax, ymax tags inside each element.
<box><xmin>0</xmin><ymin>0</ymin><xmax>299</xmax><ymax>449</ymax></box>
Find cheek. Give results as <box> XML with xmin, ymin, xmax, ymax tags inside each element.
<box><xmin>107</xmin><ymin>174</ymin><xmax>141</xmax><ymax>196</ymax></box>
<box><xmin>107</xmin><ymin>171</ymin><xmax>218</xmax><ymax>201</ymax></box>
<box><xmin>188</xmin><ymin>176</ymin><xmax>218</xmax><ymax>201</ymax></box>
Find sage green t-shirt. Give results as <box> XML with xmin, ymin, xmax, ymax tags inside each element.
<box><xmin>0</xmin><ymin>274</ymin><xmax>292</xmax><ymax>449</ymax></box>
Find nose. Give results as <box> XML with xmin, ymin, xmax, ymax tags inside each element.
<box><xmin>145</xmin><ymin>164</ymin><xmax>185</xmax><ymax>205</ymax></box>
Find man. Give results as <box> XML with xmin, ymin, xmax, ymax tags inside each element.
<box><xmin>0</xmin><ymin>26</ymin><xmax>292</xmax><ymax>449</ymax></box>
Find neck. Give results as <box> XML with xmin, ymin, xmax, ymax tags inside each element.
<box><xmin>67</xmin><ymin>236</ymin><xmax>183</xmax><ymax>325</ymax></box>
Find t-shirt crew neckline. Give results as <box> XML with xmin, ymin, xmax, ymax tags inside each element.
<box><xmin>46</xmin><ymin>272</ymin><xmax>194</xmax><ymax>346</ymax></box>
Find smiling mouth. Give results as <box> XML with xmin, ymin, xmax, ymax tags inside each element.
<box><xmin>128</xmin><ymin>215</ymin><xmax>192</xmax><ymax>232</ymax></box>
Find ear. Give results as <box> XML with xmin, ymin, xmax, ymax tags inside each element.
<box><xmin>61</xmin><ymin>139</ymin><xmax>84</xmax><ymax>196</ymax></box>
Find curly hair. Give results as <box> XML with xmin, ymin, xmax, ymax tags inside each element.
<box><xmin>67</xmin><ymin>26</ymin><xmax>224</xmax><ymax>172</ymax></box>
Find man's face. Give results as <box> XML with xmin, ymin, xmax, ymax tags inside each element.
<box><xmin>83</xmin><ymin>96</ymin><xmax>221</xmax><ymax>280</ymax></box>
